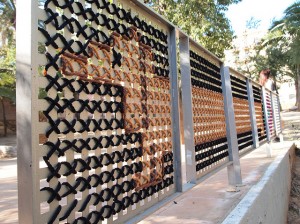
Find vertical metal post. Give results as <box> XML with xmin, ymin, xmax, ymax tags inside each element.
<box><xmin>179</xmin><ymin>34</ymin><xmax>196</xmax><ymax>184</ymax></box>
<box><xmin>17</xmin><ymin>0</ymin><xmax>38</xmax><ymax>223</ymax></box>
<box><xmin>262</xmin><ymin>88</ymin><xmax>271</xmax><ymax>142</ymax></box>
<box><xmin>169</xmin><ymin>28</ymin><xmax>183</xmax><ymax>192</ymax></box>
<box><xmin>221</xmin><ymin>66</ymin><xmax>242</xmax><ymax>186</ymax></box>
<box><xmin>246</xmin><ymin>79</ymin><xmax>259</xmax><ymax>148</ymax></box>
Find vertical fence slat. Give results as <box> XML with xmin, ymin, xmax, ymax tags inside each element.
<box><xmin>246</xmin><ymin>79</ymin><xmax>259</xmax><ymax>148</ymax></box>
<box><xmin>221</xmin><ymin>66</ymin><xmax>242</xmax><ymax>185</ymax></box>
<box><xmin>169</xmin><ymin>28</ymin><xmax>183</xmax><ymax>192</ymax></box>
<box><xmin>179</xmin><ymin>35</ymin><xmax>196</xmax><ymax>184</ymax></box>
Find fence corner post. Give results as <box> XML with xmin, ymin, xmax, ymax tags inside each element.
<box><xmin>220</xmin><ymin>66</ymin><xmax>242</xmax><ymax>186</ymax></box>
<box><xmin>246</xmin><ymin>79</ymin><xmax>259</xmax><ymax>148</ymax></box>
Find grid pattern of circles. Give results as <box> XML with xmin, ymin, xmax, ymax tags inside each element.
<box><xmin>189</xmin><ymin>49</ymin><xmax>229</xmax><ymax>175</ymax></box>
<box><xmin>230</xmin><ymin>75</ymin><xmax>253</xmax><ymax>151</ymax></box>
<box><xmin>37</xmin><ymin>0</ymin><xmax>175</xmax><ymax>223</ymax></box>
<box><xmin>253</xmin><ymin>85</ymin><xmax>267</xmax><ymax>142</ymax></box>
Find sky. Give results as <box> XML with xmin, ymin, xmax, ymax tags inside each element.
<box><xmin>226</xmin><ymin>0</ymin><xmax>296</xmax><ymax>35</ymax></box>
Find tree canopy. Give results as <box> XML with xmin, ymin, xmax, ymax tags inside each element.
<box><xmin>144</xmin><ymin>0</ymin><xmax>241</xmax><ymax>58</ymax></box>
<box><xmin>253</xmin><ymin>1</ymin><xmax>300</xmax><ymax>108</ymax></box>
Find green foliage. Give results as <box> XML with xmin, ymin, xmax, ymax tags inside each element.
<box><xmin>0</xmin><ymin>0</ymin><xmax>16</xmax><ymax>102</ymax></box>
<box><xmin>260</xmin><ymin>1</ymin><xmax>300</xmax><ymax>80</ymax></box>
<box><xmin>0</xmin><ymin>0</ymin><xmax>15</xmax><ymax>46</ymax></box>
<box><xmin>144</xmin><ymin>0</ymin><xmax>241</xmax><ymax>58</ymax></box>
<box><xmin>0</xmin><ymin>44</ymin><xmax>16</xmax><ymax>102</ymax></box>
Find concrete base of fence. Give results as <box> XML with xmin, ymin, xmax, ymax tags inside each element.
<box><xmin>265</xmin><ymin>143</ymin><xmax>272</xmax><ymax>158</ymax></box>
<box><xmin>222</xmin><ymin>143</ymin><xmax>296</xmax><ymax>224</ymax></box>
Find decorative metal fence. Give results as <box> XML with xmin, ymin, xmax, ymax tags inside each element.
<box><xmin>17</xmin><ymin>0</ymin><xmax>282</xmax><ymax>223</ymax></box>
<box><xmin>264</xmin><ymin>90</ymin><xmax>276</xmax><ymax>139</ymax></box>
<box><xmin>272</xmin><ymin>92</ymin><xmax>281</xmax><ymax>136</ymax></box>
<box><xmin>252</xmin><ymin>84</ymin><xmax>267</xmax><ymax>142</ymax></box>
<box><xmin>189</xmin><ymin>46</ymin><xmax>229</xmax><ymax>179</ymax></box>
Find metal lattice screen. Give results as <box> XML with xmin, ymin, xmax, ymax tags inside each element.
<box><xmin>265</xmin><ymin>90</ymin><xmax>276</xmax><ymax>138</ymax></box>
<box><xmin>37</xmin><ymin>0</ymin><xmax>175</xmax><ymax>223</ymax></box>
<box><xmin>189</xmin><ymin>47</ymin><xmax>229</xmax><ymax>178</ymax></box>
<box><xmin>252</xmin><ymin>85</ymin><xmax>267</xmax><ymax>142</ymax></box>
<box><xmin>272</xmin><ymin>92</ymin><xmax>281</xmax><ymax>135</ymax></box>
<box><xmin>230</xmin><ymin>74</ymin><xmax>253</xmax><ymax>152</ymax></box>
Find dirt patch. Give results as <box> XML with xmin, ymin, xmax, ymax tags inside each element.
<box><xmin>288</xmin><ymin>148</ymin><xmax>300</xmax><ymax>223</ymax></box>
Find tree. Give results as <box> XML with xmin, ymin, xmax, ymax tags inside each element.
<box><xmin>0</xmin><ymin>0</ymin><xmax>16</xmax><ymax>136</ymax></box>
<box><xmin>0</xmin><ymin>0</ymin><xmax>15</xmax><ymax>46</ymax></box>
<box><xmin>144</xmin><ymin>0</ymin><xmax>241</xmax><ymax>58</ymax></box>
<box><xmin>261</xmin><ymin>2</ymin><xmax>300</xmax><ymax>109</ymax></box>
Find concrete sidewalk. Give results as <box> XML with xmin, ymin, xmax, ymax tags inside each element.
<box><xmin>136</xmin><ymin>111</ymin><xmax>300</xmax><ymax>223</ymax></box>
<box><xmin>0</xmin><ymin>134</ymin><xmax>17</xmax><ymax>158</ymax></box>
<box><xmin>0</xmin><ymin>158</ymin><xmax>18</xmax><ymax>224</ymax></box>
<box><xmin>0</xmin><ymin>112</ymin><xmax>299</xmax><ymax>224</ymax></box>
<box><xmin>137</xmin><ymin>141</ymin><xmax>295</xmax><ymax>224</ymax></box>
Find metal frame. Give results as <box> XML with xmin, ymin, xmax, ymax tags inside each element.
<box><xmin>169</xmin><ymin>28</ymin><xmax>183</xmax><ymax>192</ymax></box>
<box><xmin>179</xmin><ymin>34</ymin><xmax>197</xmax><ymax>184</ymax></box>
<box><xmin>17</xmin><ymin>1</ymin><xmax>39</xmax><ymax>223</ymax></box>
<box><xmin>221</xmin><ymin>66</ymin><xmax>242</xmax><ymax>186</ymax></box>
<box><xmin>246</xmin><ymin>79</ymin><xmax>259</xmax><ymax>148</ymax></box>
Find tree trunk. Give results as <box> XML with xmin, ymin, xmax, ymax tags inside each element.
<box><xmin>297</xmin><ymin>65</ymin><xmax>300</xmax><ymax>111</ymax></box>
<box><xmin>0</xmin><ymin>98</ymin><xmax>7</xmax><ymax>136</ymax></box>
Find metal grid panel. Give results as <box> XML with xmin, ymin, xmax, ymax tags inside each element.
<box><xmin>272</xmin><ymin>93</ymin><xmax>281</xmax><ymax>134</ymax></box>
<box><xmin>265</xmin><ymin>90</ymin><xmax>276</xmax><ymax>138</ymax></box>
<box><xmin>230</xmin><ymin>73</ymin><xmax>253</xmax><ymax>152</ymax></box>
<box><xmin>189</xmin><ymin>45</ymin><xmax>229</xmax><ymax>178</ymax></box>
<box><xmin>252</xmin><ymin>85</ymin><xmax>267</xmax><ymax>142</ymax></box>
<box><xmin>36</xmin><ymin>0</ymin><xmax>175</xmax><ymax>223</ymax></box>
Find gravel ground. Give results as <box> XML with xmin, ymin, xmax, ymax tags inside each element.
<box><xmin>281</xmin><ymin>111</ymin><xmax>300</xmax><ymax>223</ymax></box>
<box><xmin>288</xmin><ymin>150</ymin><xmax>300</xmax><ymax>224</ymax></box>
